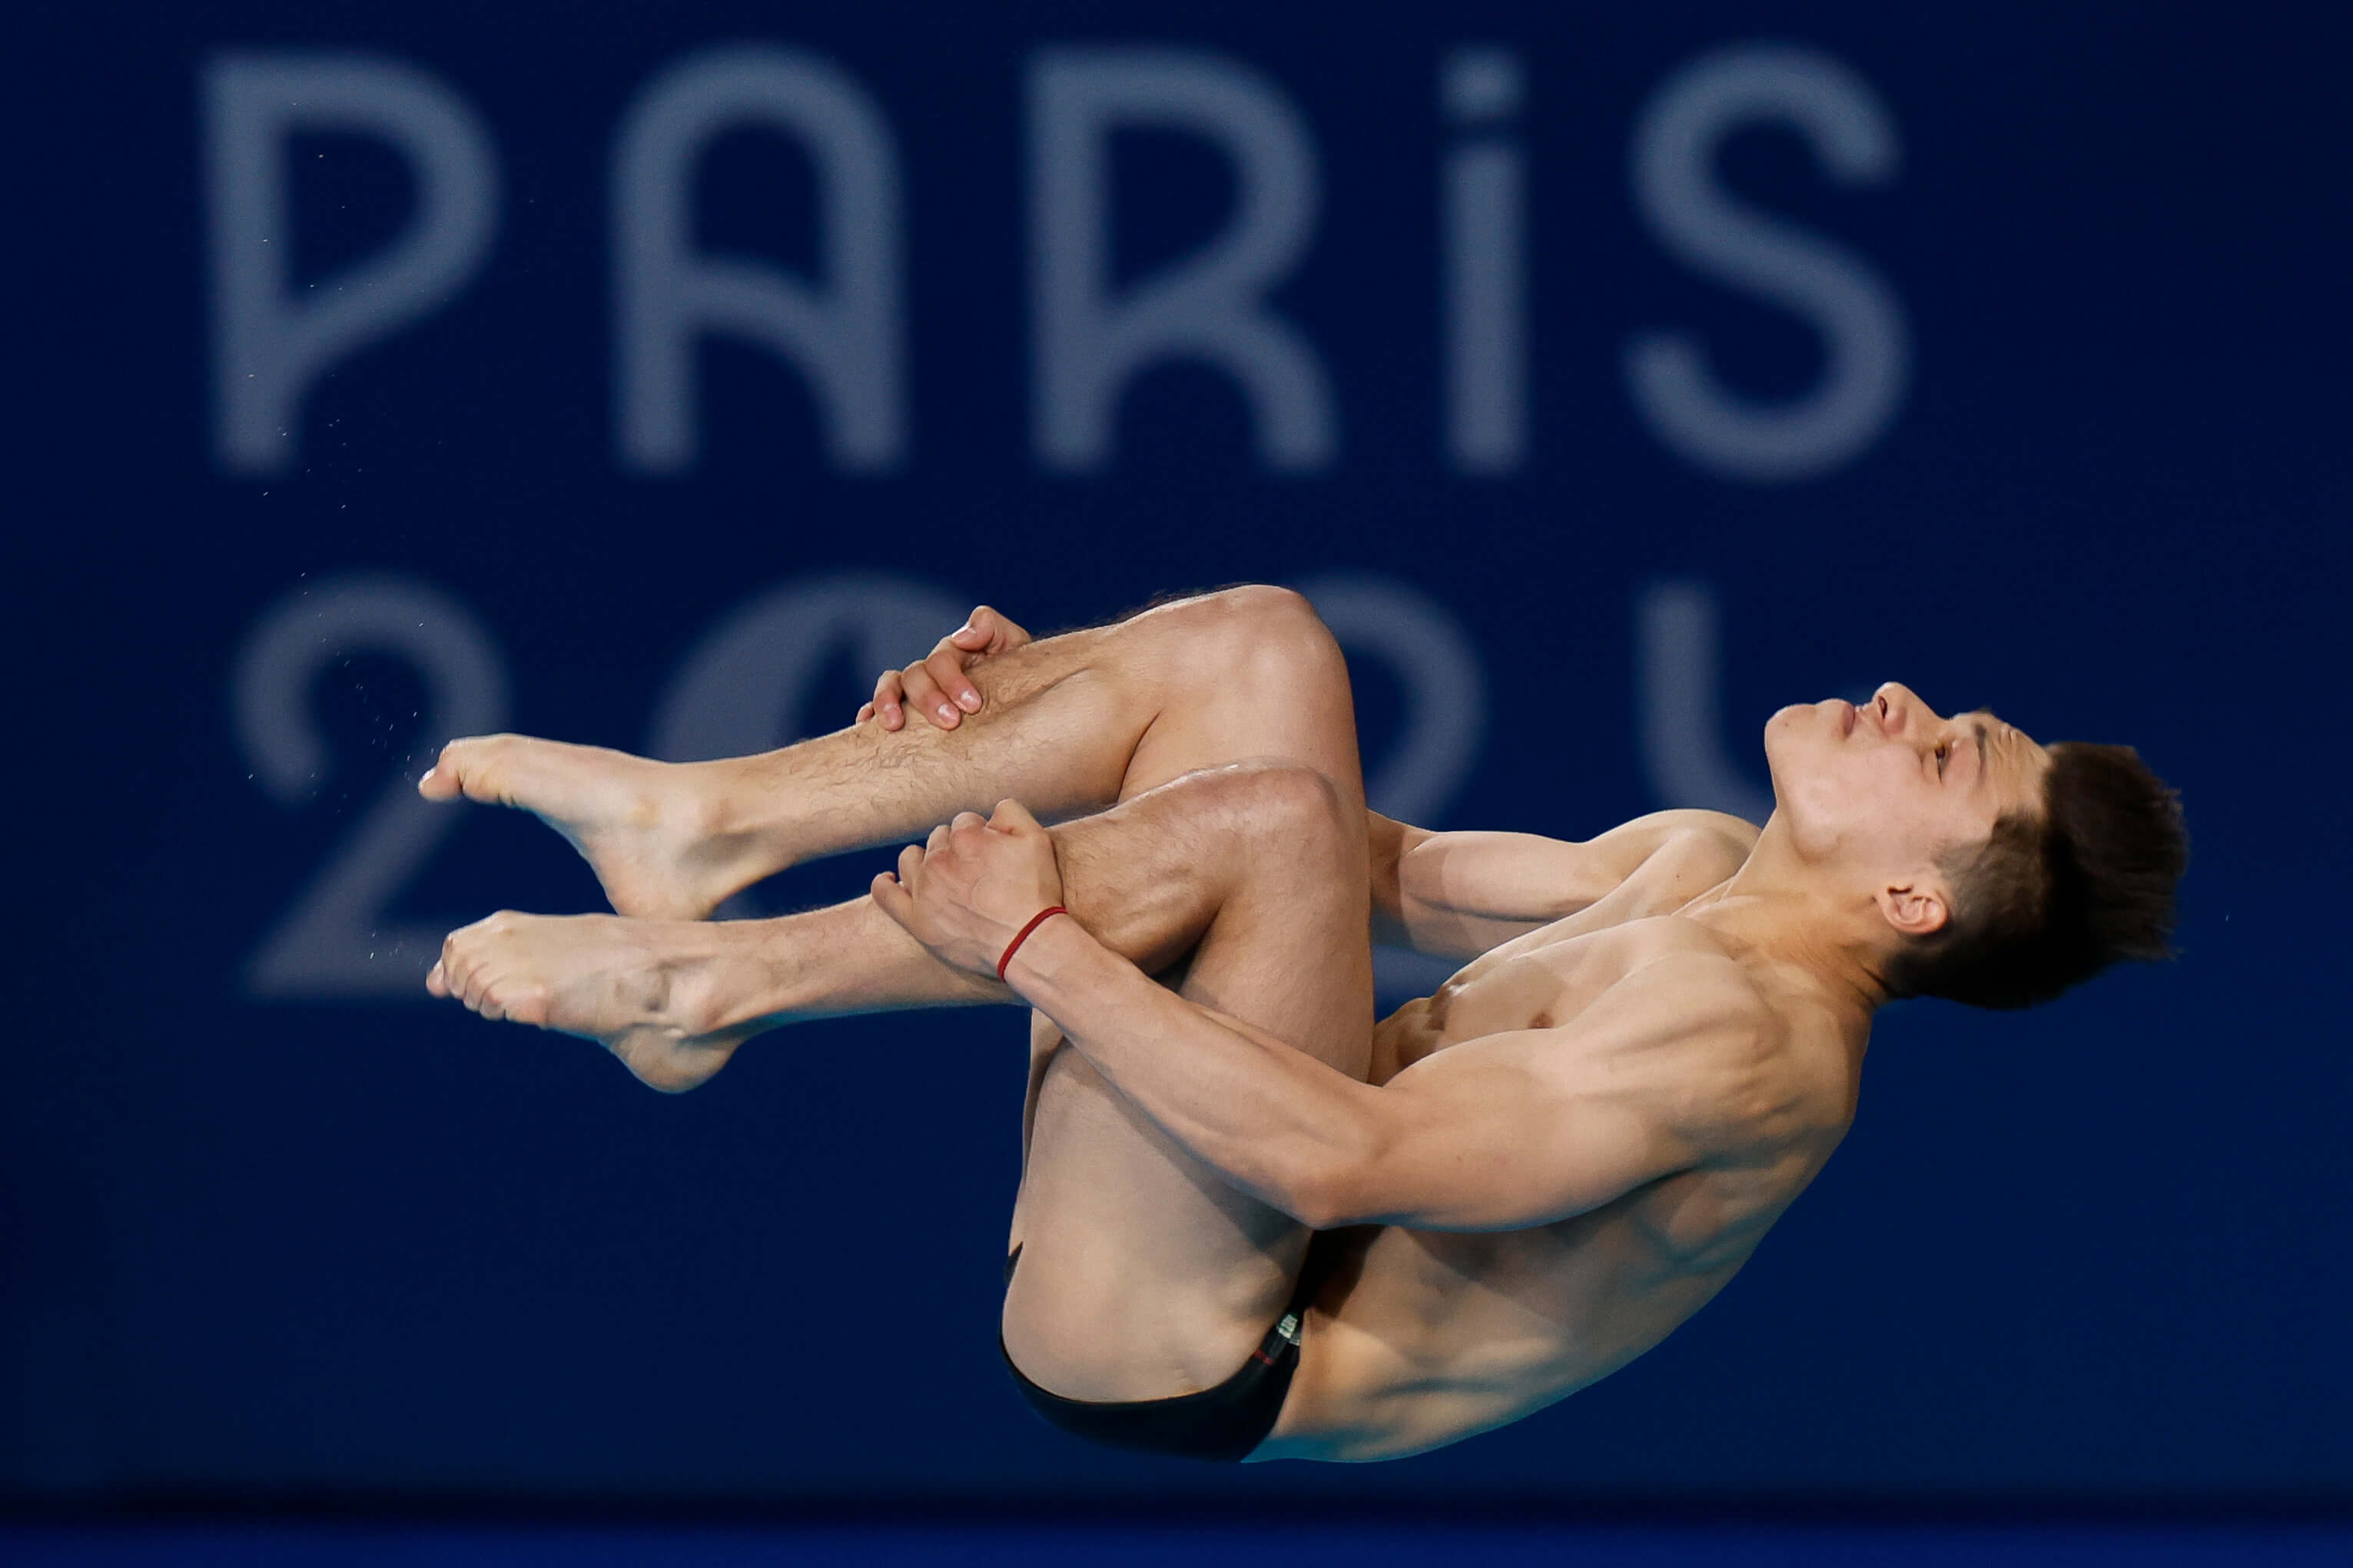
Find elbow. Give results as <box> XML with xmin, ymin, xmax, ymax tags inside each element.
<box><xmin>1283</xmin><ymin>1152</ymin><xmax>1374</xmax><ymax>1232</ymax></box>
<box><xmin>1283</xmin><ymin>1105</ymin><xmax>1412</xmax><ymax>1230</ymax></box>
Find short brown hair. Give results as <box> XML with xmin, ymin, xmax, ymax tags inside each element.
<box><xmin>1884</xmin><ymin>742</ymin><xmax>2188</xmax><ymax>1009</ymax></box>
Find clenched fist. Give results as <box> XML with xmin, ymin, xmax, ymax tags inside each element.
<box><xmin>871</xmin><ymin>799</ymin><xmax>1067</xmax><ymax>980</ymax></box>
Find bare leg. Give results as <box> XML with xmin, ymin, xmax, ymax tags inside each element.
<box><xmin>418</xmin><ymin>587</ymin><xmax>1360</xmax><ymax>918</ymax></box>
<box><xmin>432</xmin><ymin>762</ymin><xmax>1350</xmax><ymax>1091</ymax></box>
<box><xmin>1007</xmin><ymin>764</ymin><xmax>1372</xmax><ymax>1404</ymax></box>
<box><xmin>434</xmin><ymin>761</ymin><xmax>1374</xmax><ymax>1406</ymax></box>
<box><xmin>432</xmin><ymin>586</ymin><xmax>1376</xmax><ymax>1411</ymax></box>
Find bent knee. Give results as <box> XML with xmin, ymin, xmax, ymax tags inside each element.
<box><xmin>1153</xmin><ymin>585</ymin><xmax>1346</xmax><ymax>693</ymax></box>
<box><xmin>1243</xmin><ymin>760</ymin><xmax>1349</xmax><ymax>834</ymax></box>
<box><xmin>1216</xmin><ymin>585</ymin><xmax>1342</xmax><ymax>683</ymax></box>
<box><xmin>1206</xmin><ymin>582</ymin><xmax>1319</xmax><ymax>632</ymax></box>
<box><xmin>1185</xmin><ymin>761</ymin><xmax>1354</xmax><ymax>859</ymax></box>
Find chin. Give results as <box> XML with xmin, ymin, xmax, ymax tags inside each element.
<box><xmin>1762</xmin><ymin>702</ymin><xmax>1816</xmax><ymax>757</ymax></box>
<box><xmin>1757</xmin><ymin>708</ymin><xmax>1825</xmax><ymax>818</ymax></box>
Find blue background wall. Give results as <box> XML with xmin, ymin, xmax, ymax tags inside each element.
<box><xmin>10</xmin><ymin>0</ymin><xmax>2349</xmax><ymax>1503</ymax></box>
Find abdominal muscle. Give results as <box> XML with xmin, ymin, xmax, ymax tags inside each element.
<box><xmin>1266</xmin><ymin>968</ymin><xmax>1777</xmax><ymax>1461</ymax></box>
<box><xmin>1260</xmin><ymin>844</ymin><xmax>1819</xmax><ymax>1462</ymax></box>
<box><xmin>1262</xmin><ymin>1172</ymin><xmax>1761</xmax><ymax>1461</ymax></box>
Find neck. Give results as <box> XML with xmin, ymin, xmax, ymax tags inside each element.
<box><xmin>1678</xmin><ymin>817</ymin><xmax>1890</xmax><ymax>1027</ymax></box>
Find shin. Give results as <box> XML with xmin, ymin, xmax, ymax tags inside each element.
<box><xmin>423</xmin><ymin>586</ymin><xmax>1363</xmax><ymax>921</ymax></box>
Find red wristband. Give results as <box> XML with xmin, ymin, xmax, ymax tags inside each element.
<box><xmin>997</xmin><ymin>906</ymin><xmax>1068</xmax><ymax>982</ymax></box>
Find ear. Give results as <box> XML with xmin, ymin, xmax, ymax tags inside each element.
<box><xmin>1875</xmin><ymin>880</ymin><xmax>1950</xmax><ymax>938</ymax></box>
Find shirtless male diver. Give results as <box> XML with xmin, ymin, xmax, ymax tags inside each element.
<box><xmin>419</xmin><ymin>586</ymin><xmax>2185</xmax><ymax>1464</ymax></box>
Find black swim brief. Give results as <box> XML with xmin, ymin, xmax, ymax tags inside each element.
<box><xmin>1000</xmin><ymin>1244</ymin><xmax>1324</xmax><ymax>1463</ymax></box>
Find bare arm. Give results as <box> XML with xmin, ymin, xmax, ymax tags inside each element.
<box><xmin>1369</xmin><ymin>810</ymin><xmax>1761</xmax><ymax>959</ymax></box>
<box><xmin>857</xmin><ymin>607</ymin><xmax>1758</xmax><ymax>960</ymax></box>
<box><xmin>1012</xmin><ymin>923</ymin><xmax>1766</xmax><ymax>1230</ymax></box>
<box><xmin>868</xmin><ymin>804</ymin><xmax>1768</xmax><ymax>1233</ymax></box>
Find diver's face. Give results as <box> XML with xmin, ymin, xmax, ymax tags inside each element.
<box><xmin>1762</xmin><ymin>683</ymin><xmax>2052</xmax><ymax>883</ymax></box>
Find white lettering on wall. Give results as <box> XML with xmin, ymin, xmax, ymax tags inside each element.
<box><xmin>204</xmin><ymin>53</ymin><xmax>498</xmax><ymax>473</ymax></box>
<box><xmin>1625</xmin><ymin>45</ymin><xmax>1907</xmax><ymax>482</ymax></box>
<box><xmin>648</xmin><ymin>572</ymin><xmax>964</xmax><ymax>764</ymax></box>
<box><xmin>197</xmin><ymin>43</ymin><xmax>1913</xmax><ymax>486</ymax></box>
<box><xmin>234</xmin><ymin>574</ymin><xmax>510</xmax><ymax>995</ymax></box>
<box><xmin>1635</xmin><ymin>580</ymin><xmax>1773</xmax><ymax>823</ymax></box>
<box><xmin>1298</xmin><ymin>572</ymin><xmax>1487</xmax><ymax>825</ymax></box>
<box><xmin>1439</xmin><ymin>47</ymin><xmax>1528</xmax><ymax>475</ymax></box>
<box><xmin>613</xmin><ymin>47</ymin><xmax>905</xmax><ymax>473</ymax></box>
<box><xmin>227</xmin><ymin>569</ymin><xmax>1495</xmax><ymax>989</ymax></box>
<box><xmin>1028</xmin><ymin>48</ymin><xmax>1336</xmax><ymax>472</ymax></box>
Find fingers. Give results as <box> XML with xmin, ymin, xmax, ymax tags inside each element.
<box><xmin>988</xmin><ymin>798</ymin><xmax>1045</xmax><ymax>836</ymax></box>
<box><xmin>871</xmin><ymin>605</ymin><xmax>1032</xmax><ymax>733</ymax></box>
<box><xmin>924</xmin><ymin>645</ymin><xmax>984</xmax><ymax>718</ymax></box>
<box><xmin>863</xmin><ymin>671</ymin><xmax>908</xmax><ymax>731</ymax></box>
<box><xmin>871</xmin><ymin>870</ymin><xmax>914</xmax><ymax>927</ymax></box>
<box><xmin>966</xmin><ymin>605</ymin><xmax>1033</xmax><ymax>655</ymax></box>
<box><xmin>903</xmin><ymin>657</ymin><xmax>961</xmax><ymax>730</ymax></box>
<box><xmin>426</xmin><ymin>959</ymin><xmax>449</xmax><ymax>998</ymax></box>
<box><xmin>874</xmin><ymin>837</ymin><xmax>930</xmax><ymax>927</ymax></box>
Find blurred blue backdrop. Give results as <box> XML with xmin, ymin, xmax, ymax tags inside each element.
<box><xmin>9</xmin><ymin>0</ymin><xmax>2349</xmax><ymax>1510</ymax></box>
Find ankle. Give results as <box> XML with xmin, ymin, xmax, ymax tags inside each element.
<box><xmin>685</xmin><ymin>757</ymin><xmax>806</xmax><ymax>866</ymax></box>
<box><xmin>659</xmin><ymin>921</ymin><xmax>775</xmax><ymax>1039</ymax></box>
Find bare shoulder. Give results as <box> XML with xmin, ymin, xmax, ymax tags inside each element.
<box><xmin>1644</xmin><ymin>811</ymin><xmax>1762</xmax><ymax>874</ymax></box>
<box><xmin>1583</xmin><ymin>813</ymin><xmax>1759</xmax><ymax>914</ymax></box>
<box><xmin>1578</xmin><ymin>809</ymin><xmax>1759</xmax><ymax>872</ymax></box>
<box><xmin>1639</xmin><ymin>807</ymin><xmax>1763</xmax><ymax>848</ymax></box>
<box><xmin>1634</xmin><ymin>940</ymin><xmax>1778</xmax><ymax>1042</ymax></box>
<box><xmin>1548</xmin><ymin>923</ymin><xmax>1779</xmax><ymax>1065</ymax></box>
<box><xmin>1582</xmin><ymin>927</ymin><xmax>1817</xmax><ymax>1150</ymax></box>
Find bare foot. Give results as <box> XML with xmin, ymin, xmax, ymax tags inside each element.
<box><xmin>429</xmin><ymin>910</ymin><xmax>756</xmax><ymax>1092</ymax></box>
<box><xmin>419</xmin><ymin>735</ymin><xmax>760</xmax><ymax>920</ymax></box>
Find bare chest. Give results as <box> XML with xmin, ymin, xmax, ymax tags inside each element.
<box><xmin>1378</xmin><ymin>918</ymin><xmax>1701</xmax><ymax>1083</ymax></box>
<box><xmin>1376</xmin><ymin>839</ymin><xmax>1737</xmax><ymax>1082</ymax></box>
<box><xmin>1306</xmin><ymin>855</ymin><xmax>1861</xmax><ymax>1457</ymax></box>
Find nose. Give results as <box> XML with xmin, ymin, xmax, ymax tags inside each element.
<box><xmin>1870</xmin><ymin>681</ymin><xmax>1943</xmax><ymax>734</ymax></box>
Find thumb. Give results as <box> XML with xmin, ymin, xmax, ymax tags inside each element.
<box><xmin>871</xmin><ymin>870</ymin><xmax>915</xmax><ymax>927</ymax></box>
<box><xmin>951</xmin><ymin>618</ymin><xmax>993</xmax><ymax>650</ymax></box>
<box><xmin>989</xmin><ymin>797</ymin><xmax>1046</xmax><ymax>836</ymax></box>
<box><xmin>987</xmin><ymin>608</ymin><xmax>1033</xmax><ymax>652</ymax></box>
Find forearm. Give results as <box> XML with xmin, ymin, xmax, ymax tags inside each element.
<box><xmin>1372</xmin><ymin>811</ymin><xmax>1761</xmax><ymax>960</ymax></box>
<box><xmin>1372</xmin><ymin>816</ymin><xmax>1599</xmax><ymax>958</ymax></box>
<box><xmin>1366</xmin><ymin>811</ymin><xmax>1422</xmax><ymax>947</ymax></box>
<box><xmin>1005</xmin><ymin>913</ymin><xmax>1377</xmax><ymax>1225</ymax></box>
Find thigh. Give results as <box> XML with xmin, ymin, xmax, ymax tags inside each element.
<box><xmin>1001</xmin><ymin>771</ymin><xmax>1373</xmax><ymax>1404</ymax></box>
